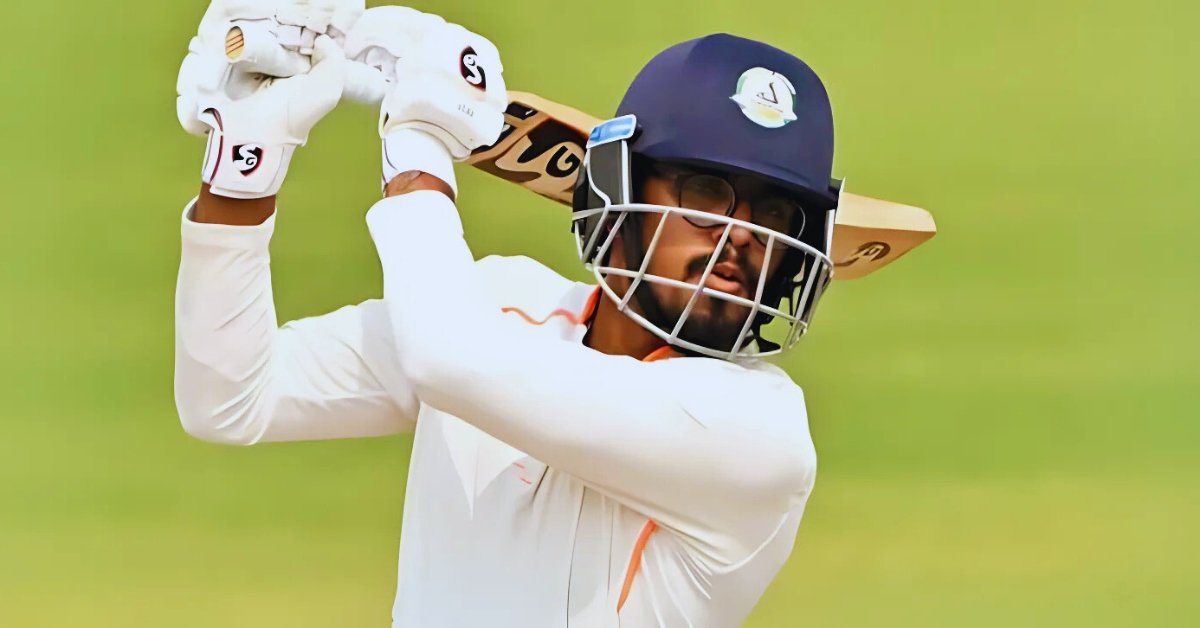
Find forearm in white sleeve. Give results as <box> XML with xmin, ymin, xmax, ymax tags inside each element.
<box><xmin>175</xmin><ymin>201</ymin><xmax>419</xmax><ymax>445</ymax></box>
<box><xmin>366</xmin><ymin>193</ymin><xmax>812</xmax><ymax>535</ymax></box>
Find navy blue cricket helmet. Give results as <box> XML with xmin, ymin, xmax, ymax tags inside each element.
<box><xmin>572</xmin><ymin>34</ymin><xmax>841</xmax><ymax>359</ymax></box>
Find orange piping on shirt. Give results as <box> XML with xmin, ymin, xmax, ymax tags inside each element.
<box><xmin>500</xmin><ymin>286</ymin><xmax>674</xmax><ymax>613</ymax></box>
<box><xmin>500</xmin><ymin>306</ymin><xmax>587</xmax><ymax>327</ymax></box>
<box><xmin>500</xmin><ymin>287</ymin><xmax>602</xmax><ymax>328</ymax></box>
<box><xmin>500</xmin><ymin>288</ymin><xmax>682</xmax><ymax>362</ymax></box>
<box><xmin>616</xmin><ymin>519</ymin><xmax>659</xmax><ymax>613</ymax></box>
<box><xmin>612</xmin><ymin>347</ymin><xmax>675</xmax><ymax>614</ymax></box>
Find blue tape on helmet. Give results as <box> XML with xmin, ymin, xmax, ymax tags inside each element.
<box><xmin>587</xmin><ymin>115</ymin><xmax>638</xmax><ymax>149</ymax></box>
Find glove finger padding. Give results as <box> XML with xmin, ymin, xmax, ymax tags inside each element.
<box><xmin>226</xmin><ymin>18</ymin><xmax>313</xmax><ymax>78</ymax></box>
<box><xmin>328</xmin><ymin>0</ymin><xmax>365</xmax><ymax>43</ymax></box>
<box><xmin>344</xmin><ymin>60</ymin><xmax>391</xmax><ymax>106</ymax></box>
<box><xmin>287</xmin><ymin>35</ymin><xmax>346</xmax><ymax>133</ymax></box>
<box><xmin>276</xmin><ymin>0</ymin><xmax>335</xmax><ymax>33</ymax></box>
<box><xmin>178</xmin><ymin>0</ymin><xmax>330</xmax><ymax>135</ymax></box>
<box><xmin>178</xmin><ymin>1</ymin><xmax>242</xmax><ymax>136</ymax></box>
<box><xmin>196</xmin><ymin>34</ymin><xmax>346</xmax><ymax>199</ymax></box>
<box><xmin>178</xmin><ymin>1</ymin><xmax>352</xmax><ymax>199</ymax></box>
<box><xmin>223</xmin><ymin>0</ymin><xmax>356</xmax><ymax>79</ymax></box>
<box><xmin>345</xmin><ymin>6</ymin><xmax>444</xmax><ymax>59</ymax></box>
<box><xmin>218</xmin><ymin>0</ymin><xmax>279</xmax><ymax>21</ymax></box>
<box><xmin>341</xmin><ymin>6</ymin><xmax>441</xmax><ymax>107</ymax></box>
<box><xmin>379</xmin><ymin>23</ymin><xmax>507</xmax><ymax>160</ymax></box>
<box><xmin>177</xmin><ymin>36</ymin><xmax>230</xmax><ymax>136</ymax></box>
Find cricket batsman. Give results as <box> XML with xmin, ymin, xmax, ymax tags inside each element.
<box><xmin>174</xmin><ymin>1</ymin><xmax>841</xmax><ymax>625</ymax></box>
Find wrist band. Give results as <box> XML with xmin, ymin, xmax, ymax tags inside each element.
<box><xmin>381</xmin><ymin>128</ymin><xmax>458</xmax><ymax>197</ymax></box>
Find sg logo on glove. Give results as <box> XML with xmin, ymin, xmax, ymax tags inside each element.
<box><xmin>460</xmin><ymin>47</ymin><xmax>486</xmax><ymax>90</ymax></box>
<box><xmin>233</xmin><ymin>144</ymin><xmax>265</xmax><ymax>176</ymax></box>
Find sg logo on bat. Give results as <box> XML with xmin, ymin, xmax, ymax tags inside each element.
<box><xmin>835</xmin><ymin>241</ymin><xmax>892</xmax><ymax>267</ymax></box>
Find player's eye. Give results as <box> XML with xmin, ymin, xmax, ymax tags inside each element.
<box><xmin>752</xmin><ymin>198</ymin><xmax>797</xmax><ymax>229</ymax></box>
<box><xmin>678</xmin><ymin>175</ymin><xmax>734</xmax><ymax>227</ymax></box>
<box><xmin>750</xmin><ymin>198</ymin><xmax>805</xmax><ymax>246</ymax></box>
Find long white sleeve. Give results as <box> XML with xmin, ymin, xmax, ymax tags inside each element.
<box><xmin>175</xmin><ymin>202</ymin><xmax>419</xmax><ymax>445</ymax></box>
<box><xmin>365</xmin><ymin>193</ymin><xmax>816</xmax><ymax>543</ymax></box>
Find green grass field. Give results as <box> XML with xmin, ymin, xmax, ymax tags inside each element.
<box><xmin>1</xmin><ymin>1</ymin><xmax>1196</xmax><ymax>625</ymax></box>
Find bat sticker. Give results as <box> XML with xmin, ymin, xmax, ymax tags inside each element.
<box><xmin>835</xmin><ymin>241</ymin><xmax>891</xmax><ymax>267</ymax></box>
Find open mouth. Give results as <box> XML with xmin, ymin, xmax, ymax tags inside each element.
<box><xmin>701</xmin><ymin>263</ymin><xmax>747</xmax><ymax>297</ymax></box>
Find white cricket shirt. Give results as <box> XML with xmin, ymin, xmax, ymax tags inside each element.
<box><xmin>174</xmin><ymin>192</ymin><xmax>818</xmax><ymax>627</ymax></box>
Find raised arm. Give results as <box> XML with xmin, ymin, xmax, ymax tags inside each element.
<box><xmin>368</xmin><ymin>190</ymin><xmax>813</xmax><ymax>536</ymax></box>
<box><xmin>175</xmin><ymin>194</ymin><xmax>418</xmax><ymax>445</ymax></box>
<box><xmin>173</xmin><ymin>2</ymin><xmax>417</xmax><ymax>445</ymax></box>
<box><xmin>354</xmin><ymin>13</ymin><xmax>812</xmax><ymax>539</ymax></box>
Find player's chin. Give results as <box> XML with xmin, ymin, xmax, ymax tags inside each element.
<box><xmin>674</xmin><ymin>296</ymin><xmax>754</xmax><ymax>350</ymax></box>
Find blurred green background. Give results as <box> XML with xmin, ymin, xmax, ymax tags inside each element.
<box><xmin>1</xmin><ymin>0</ymin><xmax>1196</xmax><ymax>626</ymax></box>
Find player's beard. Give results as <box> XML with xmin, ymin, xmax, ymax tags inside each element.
<box><xmin>641</xmin><ymin>253</ymin><xmax>759</xmax><ymax>352</ymax></box>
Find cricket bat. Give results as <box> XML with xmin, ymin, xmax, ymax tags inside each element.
<box><xmin>465</xmin><ymin>91</ymin><xmax>937</xmax><ymax>280</ymax></box>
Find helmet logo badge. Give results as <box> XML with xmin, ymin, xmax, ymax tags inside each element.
<box><xmin>730</xmin><ymin>67</ymin><xmax>798</xmax><ymax>129</ymax></box>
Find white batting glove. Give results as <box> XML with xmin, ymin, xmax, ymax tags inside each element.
<box><xmin>220</xmin><ymin>0</ymin><xmax>363</xmax><ymax>78</ymax></box>
<box><xmin>344</xmin><ymin>8</ymin><xmax>507</xmax><ymax>194</ymax></box>
<box><xmin>341</xmin><ymin>6</ymin><xmax>440</xmax><ymax>106</ymax></box>
<box><xmin>176</xmin><ymin>0</ymin><xmax>349</xmax><ymax>198</ymax></box>
<box><xmin>380</xmin><ymin>19</ymin><xmax>507</xmax><ymax>160</ymax></box>
<box><xmin>178</xmin><ymin>0</ymin><xmax>322</xmax><ymax>134</ymax></box>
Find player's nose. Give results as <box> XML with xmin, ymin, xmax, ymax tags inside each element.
<box><xmin>715</xmin><ymin>200</ymin><xmax>755</xmax><ymax>248</ymax></box>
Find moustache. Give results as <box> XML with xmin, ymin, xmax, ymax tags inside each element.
<box><xmin>685</xmin><ymin>248</ymin><xmax>757</xmax><ymax>286</ymax></box>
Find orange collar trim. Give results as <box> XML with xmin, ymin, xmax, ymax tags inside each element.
<box><xmin>641</xmin><ymin>345</ymin><xmax>678</xmax><ymax>362</ymax></box>
<box><xmin>579</xmin><ymin>286</ymin><xmax>601</xmax><ymax>324</ymax></box>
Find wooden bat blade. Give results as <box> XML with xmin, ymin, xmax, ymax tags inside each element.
<box><xmin>831</xmin><ymin>192</ymin><xmax>937</xmax><ymax>279</ymax></box>
<box><xmin>467</xmin><ymin>91</ymin><xmax>936</xmax><ymax>280</ymax></box>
